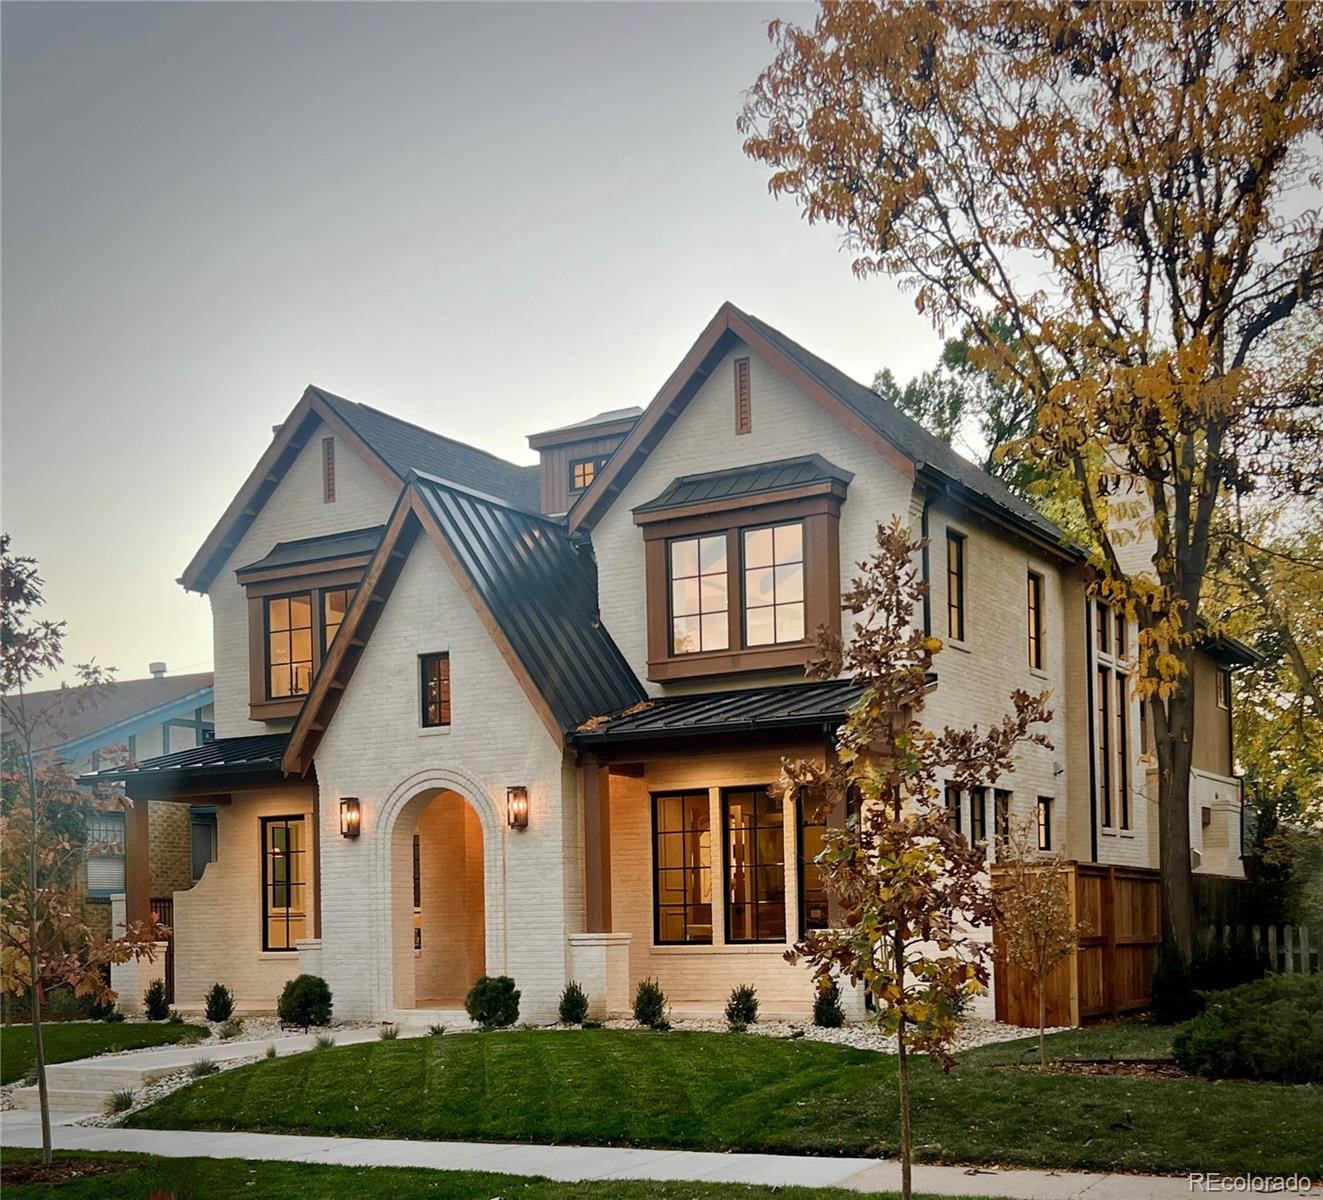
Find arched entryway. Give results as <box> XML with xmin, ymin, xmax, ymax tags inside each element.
<box><xmin>388</xmin><ymin>785</ymin><xmax>491</xmax><ymax>1012</ymax></box>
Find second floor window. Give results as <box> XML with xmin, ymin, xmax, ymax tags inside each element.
<box><xmin>947</xmin><ymin>530</ymin><xmax>966</xmax><ymax>641</ymax></box>
<box><xmin>322</xmin><ymin>588</ymin><xmax>352</xmax><ymax>649</ymax></box>
<box><xmin>670</xmin><ymin>535</ymin><xmax>729</xmax><ymax>654</ymax></box>
<box><xmin>969</xmin><ymin>785</ymin><xmax>987</xmax><ymax>845</ymax></box>
<box><xmin>421</xmin><ymin>652</ymin><xmax>451</xmax><ymax>727</ymax></box>
<box><xmin>1027</xmin><ymin>571</ymin><xmax>1044</xmax><ymax>669</ymax></box>
<box><xmin>569</xmin><ymin>456</ymin><xmax>608</xmax><ymax>493</ymax></box>
<box><xmin>86</xmin><ymin>809</ymin><xmax>126</xmax><ymax>898</ymax></box>
<box><xmin>743</xmin><ymin>523</ymin><xmax>804</xmax><ymax>646</ymax></box>
<box><xmin>266</xmin><ymin>593</ymin><xmax>314</xmax><ymax>699</ymax></box>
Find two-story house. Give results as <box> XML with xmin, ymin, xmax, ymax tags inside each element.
<box><xmin>90</xmin><ymin>303</ymin><xmax>1251</xmax><ymax>1023</ymax></box>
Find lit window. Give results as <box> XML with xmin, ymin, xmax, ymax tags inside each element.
<box><xmin>797</xmin><ymin>789</ymin><xmax>829</xmax><ymax>936</ymax></box>
<box><xmin>947</xmin><ymin>531</ymin><xmax>966</xmax><ymax>641</ymax></box>
<box><xmin>569</xmin><ymin>456</ymin><xmax>607</xmax><ymax>493</ymax></box>
<box><xmin>262</xmin><ymin>816</ymin><xmax>307</xmax><ymax>951</ymax></box>
<box><xmin>420</xmin><ymin>653</ymin><xmax>451</xmax><ymax>727</ymax></box>
<box><xmin>743</xmin><ymin>522</ymin><xmax>805</xmax><ymax>646</ymax></box>
<box><xmin>653</xmin><ymin>792</ymin><xmax>712</xmax><ymax>944</ymax></box>
<box><xmin>322</xmin><ymin>588</ymin><xmax>353</xmax><ymax>652</ymax></box>
<box><xmin>1036</xmin><ymin>798</ymin><xmax>1053</xmax><ymax>851</ymax></box>
<box><xmin>266</xmin><ymin>593</ymin><xmax>313</xmax><ymax>699</ymax></box>
<box><xmin>669</xmin><ymin>535</ymin><xmax>729</xmax><ymax>654</ymax></box>
<box><xmin>1027</xmin><ymin>572</ymin><xmax>1044</xmax><ymax>669</ymax></box>
<box><xmin>724</xmin><ymin>788</ymin><xmax>786</xmax><ymax>943</ymax></box>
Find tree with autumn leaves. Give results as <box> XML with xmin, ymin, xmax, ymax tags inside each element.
<box><xmin>1</xmin><ymin>535</ymin><xmax>163</xmax><ymax>1163</ymax></box>
<box><xmin>783</xmin><ymin>519</ymin><xmax>1051</xmax><ymax>1200</ymax></box>
<box><xmin>742</xmin><ymin>0</ymin><xmax>1323</xmax><ymax>958</ymax></box>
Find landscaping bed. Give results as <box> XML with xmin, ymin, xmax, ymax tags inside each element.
<box><xmin>128</xmin><ymin>1024</ymin><xmax>1323</xmax><ymax>1176</ymax></box>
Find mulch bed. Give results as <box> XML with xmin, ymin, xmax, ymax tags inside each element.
<box><xmin>1</xmin><ymin>1157</ymin><xmax>136</xmax><ymax>1186</ymax></box>
<box><xmin>998</xmin><ymin>1058</ymin><xmax>1189</xmax><ymax>1079</ymax></box>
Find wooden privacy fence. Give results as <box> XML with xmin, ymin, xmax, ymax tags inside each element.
<box><xmin>992</xmin><ymin>863</ymin><xmax>1163</xmax><ymax>1028</ymax></box>
<box><xmin>1202</xmin><ymin>923</ymin><xmax>1321</xmax><ymax>975</ymax></box>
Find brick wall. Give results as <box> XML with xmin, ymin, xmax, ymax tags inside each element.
<box><xmin>149</xmin><ymin>800</ymin><xmax>194</xmax><ymax>897</ymax></box>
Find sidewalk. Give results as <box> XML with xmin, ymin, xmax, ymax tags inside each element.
<box><xmin>1</xmin><ymin>1110</ymin><xmax>1282</xmax><ymax>1200</ymax></box>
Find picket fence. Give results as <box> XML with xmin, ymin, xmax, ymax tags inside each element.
<box><xmin>1203</xmin><ymin>923</ymin><xmax>1321</xmax><ymax>975</ymax></box>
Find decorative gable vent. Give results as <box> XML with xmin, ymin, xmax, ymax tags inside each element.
<box><xmin>734</xmin><ymin>357</ymin><xmax>752</xmax><ymax>435</ymax></box>
<box><xmin>322</xmin><ymin>436</ymin><xmax>336</xmax><ymax>503</ymax></box>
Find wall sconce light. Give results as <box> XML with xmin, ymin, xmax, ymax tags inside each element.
<box><xmin>340</xmin><ymin>797</ymin><xmax>361</xmax><ymax>838</ymax></box>
<box><xmin>506</xmin><ymin>786</ymin><xmax>529</xmax><ymax>830</ymax></box>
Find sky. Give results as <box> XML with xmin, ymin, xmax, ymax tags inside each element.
<box><xmin>2</xmin><ymin>2</ymin><xmax>944</xmax><ymax>687</ymax></box>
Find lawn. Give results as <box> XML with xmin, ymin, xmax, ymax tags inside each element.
<box><xmin>0</xmin><ymin>1150</ymin><xmax>991</xmax><ymax>1200</ymax></box>
<box><xmin>129</xmin><ymin>1024</ymin><xmax>1322</xmax><ymax>1176</ymax></box>
<box><xmin>0</xmin><ymin>1022</ymin><xmax>209</xmax><ymax>1085</ymax></box>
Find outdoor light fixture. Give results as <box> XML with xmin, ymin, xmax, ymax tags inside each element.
<box><xmin>340</xmin><ymin>797</ymin><xmax>361</xmax><ymax>838</ymax></box>
<box><xmin>506</xmin><ymin>786</ymin><xmax>529</xmax><ymax>830</ymax></box>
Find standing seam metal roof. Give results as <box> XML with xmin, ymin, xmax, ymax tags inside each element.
<box><xmin>412</xmin><ymin>475</ymin><xmax>646</xmax><ymax>731</ymax></box>
<box><xmin>633</xmin><ymin>454</ymin><xmax>853</xmax><ymax>514</ymax></box>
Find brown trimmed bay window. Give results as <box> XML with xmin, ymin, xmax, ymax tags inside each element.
<box><xmin>653</xmin><ymin>792</ymin><xmax>712</xmax><ymax>944</ymax></box>
<box><xmin>636</xmin><ymin>476</ymin><xmax>845</xmax><ymax>682</ymax></box>
<box><xmin>262</xmin><ymin>815</ymin><xmax>307</xmax><ymax>951</ymax></box>
<box><xmin>724</xmin><ymin>787</ymin><xmax>785</xmax><ymax>943</ymax></box>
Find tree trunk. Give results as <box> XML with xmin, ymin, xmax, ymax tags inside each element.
<box><xmin>896</xmin><ymin>1017</ymin><xmax>912</xmax><ymax>1200</ymax></box>
<box><xmin>1154</xmin><ymin>674</ymin><xmax>1197</xmax><ymax>958</ymax></box>
<box><xmin>1037</xmin><ymin>974</ymin><xmax>1046</xmax><ymax>1068</ymax></box>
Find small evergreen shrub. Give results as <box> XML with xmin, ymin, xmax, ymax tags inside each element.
<box><xmin>813</xmin><ymin>979</ymin><xmax>846</xmax><ymax>1028</ymax></box>
<box><xmin>102</xmin><ymin>1008</ymin><xmax>126</xmax><ymax>1023</ymax></box>
<box><xmin>204</xmin><ymin>982</ymin><xmax>235</xmax><ymax>1023</ymax></box>
<box><xmin>1174</xmin><ymin>972</ymin><xmax>1323</xmax><ymax>1083</ymax></box>
<box><xmin>633</xmin><ymin>977</ymin><xmax>669</xmax><ymax>1029</ymax></box>
<box><xmin>104</xmin><ymin>1088</ymin><xmax>134</xmax><ymax>1115</ymax></box>
<box><xmin>1151</xmin><ymin>942</ymin><xmax>1202</xmax><ymax>1024</ymax></box>
<box><xmin>88</xmin><ymin>995</ymin><xmax>118</xmax><ymax>1021</ymax></box>
<box><xmin>558</xmin><ymin>980</ymin><xmax>590</xmax><ymax>1025</ymax></box>
<box><xmin>725</xmin><ymin>984</ymin><xmax>759</xmax><ymax>1030</ymax></box>
<box><xmin>218</xmin><ymin>1019</ymin><xmax>244</xmax><ymax>1041</ymax></box>
<box><xmin>143</xmin><ymin>979</ymin><xmax>169</xmax><ymax>1021</ymax></box>
<box><xmin>465</xmin><ymin>975</ymin><xmax>521</xmax><ymax>1029</ymax></box>
<box><xmin>379</xmin><ymin>1023</ymin><xmax>400</xmax><ymax>1040</ymax></box>
<box><xmin>187</xmin><ymin>1058</ymin><xmax>219</xmax><ymax>1079</ymax></box>
<box><xmin>314</xmin><ymin>1033</ymin><xmax>336</xmax><ymax>1049</ymax></box>
<box><xmin>277</xmin><ymin>974</ymin><xmax>333</xmax><ymax>1029</ymax></box>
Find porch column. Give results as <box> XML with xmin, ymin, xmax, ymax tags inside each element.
<box><xmin>124</xmin><ymin>796</ymin><xmax>150</xmax><ymax>927</ymax></box>
<box><xmin>582</xmin><ymin>763</ymin><xmax>612</xmax><ymax>932</ymax></box>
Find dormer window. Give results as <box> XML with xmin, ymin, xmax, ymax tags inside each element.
<box><xmin>635</xmin><ymin>455</ymin><xmax>850</xmax><ymax>682</ymax></box>
<box><xmin>569</xmin><ymin>456</ymin><xmax>608</xmax><ymax>494</ymax></box>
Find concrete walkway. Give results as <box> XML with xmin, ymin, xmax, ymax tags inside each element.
<box><xmin>1</xmin><ymin>1110</ymin><xmax>1288</xmax><ymax>1200</ymax></box>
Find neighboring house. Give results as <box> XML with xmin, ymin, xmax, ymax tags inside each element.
<box><xmin>6</xmin><ymin>667</ymin><xmax>215</xmax><ymax>934</ymax></box>
<box><xmin>87</xmin><ymin>303</ymin><xmax>1252</xmax><ymax>1022</ymax></box>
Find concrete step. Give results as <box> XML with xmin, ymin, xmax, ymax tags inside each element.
<box><xmin>9</xmin><ymin>1086</ymin><xmax>112</xmax><ymax>1113</ymax></box>
<box><xmin>42</xmin><ymin>1063</ymin><xmax>173</xmax><ymax>1091</ymax></box>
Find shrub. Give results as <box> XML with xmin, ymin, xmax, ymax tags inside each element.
<box><xmin>277</xmin><ymin>974</ymin><xmax>333</xmax><ymax>1029</ymax></box>
<box><xmin>725</xmin><ymin>984</ymin><xmax>759</xmax><ymax>1030</ymax></box>
<box><xmin>633</xmin><ymin>977</ymin><xmax>669</xmax><ymax>1029</ymax></box>
<box><xmin>143</xmin><ymin>979</ymin><xmax>170</xmax><ymax>1021</ymax></box>
<box><xmin>218</xmin><ymin>1019</ymin><xmax>244</xmax><ymax>1041</ymax></box>
<box><xmin>465</xmin><ymin>975</ymin><xmax>521</xmax><ymax>1029</ymax></box>
<box><xmin>265</xmin><ymin>1043</ymin><xmax>278</xmax><ymax>1059</ymax></box>
<box><xmin>1191</xmin><ymin>932</ymin><xmax>1269</xmax><ymax>993</ymax></box>
<box><xmin>428</xmin><ymin>1023</ymin><xmax>447</xmax><ymax>1036</ymax></box>
<box><xmin>558</xmin><ymin>980</ymin><xmax>590</xmax><ymax>1025</ymax></box>
<box><xmin>102</xmin><ymin>1008</ymin><xmax>125</xmax><ymax>1024</ymax></box>
<box><xmin>314</xmin><ymin>1033</ymin><xmax>336</xmax><ymax>1049</ymax></box>
<box><xmin>1151</xmin><ymin>942</ymin><xmax>1202</xmax><ymax>1024</ymax></box>
<box><xmin>187</xmin><ymin>1058</ymin><xmax>218</xmax><ymax>1079</ymax></box>
<box><xmin>204</xmin><ymin>982</ymin><xmax>235</xmax><ymax>1023</ymax></box>
<box><xmin>813</xmin><ymin>979</ymin><xmax>846</xmax><ymax>1028</ymax></box>
<box><xmin>88</xmin><ymin>995</ymin><xmax>118</xmax><ymax>1021</ymax></box>
<box><xmin>104</xmin><ymin>1088</ymin><xmax>135</xmax><ymax>1115</ymax></box>
<box><xmin>1174</xmin><ymin>972</ymin><xmax>1323</xmax><ymax>1083</ymax></box>
<box><xmin>379</xmin><ymin>1023</ymin><xmax>400</xmax><ymax>1040</ymax></box>
<box><xmin>167</xmin><ymin>1009</ymin><xmax>184</xmax><ymax>1025</ymax></box>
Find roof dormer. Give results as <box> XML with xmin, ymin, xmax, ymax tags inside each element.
<box><xmin>526</xmin><ymin>407</ymin><xmax>641</xmax><ymax>516</ymax></box>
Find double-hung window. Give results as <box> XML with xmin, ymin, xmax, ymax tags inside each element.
<box><xmin>653</xmin><ymin>792</ymin><xmax>712</xmax><ymax>944</ymax></box>
<box><xmin>724</xmin><ymin>787</ymin><xmax>786</xmax><ymax>943</ymax></box>
<box><xmin>261</xmin><ymin>816</ymin><xmax>307</xmax><ymax>951</ymax></box>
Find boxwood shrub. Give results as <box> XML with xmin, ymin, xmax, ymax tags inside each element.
<box><xmin>277</xmin><ymin>974</ymin><xmax>333</xmax><ymax>1029</ymax></box>
<box><xmin>465</xmin><ymin>975</ymin><xmax>520</xmax><ymax>1029</ymax></box>
<box><xmin>1173</xmin><ymin>972</ymin><xmax>1323</xmax><ymax>1083</ymax></box>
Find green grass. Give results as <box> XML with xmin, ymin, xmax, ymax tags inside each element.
<box><xmin>130</xmin><ymin>1025</ymin><xmax>1322</xmax><ymax>1176</ymax></box>
<box><xmin>0</xmin><ymin>1150</ymin><xmax>989</xmax><ymax>1200</ymax></box>
<box><xmin>1</xmin><ymin>1022</ymin><xmax>209</xmax><ymax>1085</ymax></box>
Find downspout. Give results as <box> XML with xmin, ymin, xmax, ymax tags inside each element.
<box><xmin>920</xmin><ymin>501</ymin><xmax>932</xmax><ymax>637</ymax></box>
<box><xmin>1085</xmin><ymin>598</ymin><xmax>1099</xmax><ymax>864</ymax></box>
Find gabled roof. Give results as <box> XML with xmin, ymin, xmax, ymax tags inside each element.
<box><xmin>568</xmin><ymin>680</ymin><xmax>867</xmax><ymax>745</ymax></box>
<box><xmin>236</xmin><ymin>526</ymin><xmax>385</xmax><ymax>577</ymax></box>
<box><xmin>4</xmin><ymin>672</ymin><xmax>214</xmax><ymax>757</ymax></box>
<box><xmin>633</xmin><ymin>454</ymin><xmax>853</xmax><ymax>516</ymax></box>
<box><xmin>527</xmin><ymin>407</ymin><xmax>643</xmax><ymax>450</ymax></box>
<box><xmin>179</xmin><ymin>386</ymin><xmax>538</xmax><ymax>594</ymax></box>
<box><xmin>568</xmin><ymin>302</ymin><xmax>1070</xmax><ymax>557</ymax></box>
<box><xmin>283</xmin><ymin>474</ymin><xmax>645</xmax><ymax>772</ymax></box>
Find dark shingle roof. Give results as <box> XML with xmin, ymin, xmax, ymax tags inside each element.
<box><xmin>237</xmin><ymin>526</ymin><xmax>385</xmax><ymax>576</ymax></box>
<box><xmin>313</xmin><ymin>387</ymin><xmax>541</xmax><ymax>511</ymax></box>
<box><xmin>738</xmin><ymin>311</ymin><xmax>1066</xmax><ymax>546</ymax></box>
<box><xmin>634</xmin><ymin>455</ymin><xmax>853</xmax><ymax>515</ymax></box>
<box><xmin>412</xmin><ymin>475</ymin><xmax>646</xmax><ymax>731</ymax></box>
<box><xmin>568</xmin><ymin>680</ymin><xmax>867</xmax><ymax>744</ymax></box>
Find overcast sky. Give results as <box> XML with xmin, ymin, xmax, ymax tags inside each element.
<box><xmin>2</xmin><ymin>1</ymin><xmax>944</xmax><ymax>687</ymax></box>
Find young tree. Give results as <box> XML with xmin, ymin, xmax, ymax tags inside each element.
<box><xmin>741</xmin><ymin>0</ymin><xmax>1323</xmax><ymax>958</ymax></box>
<box><xmin>993</xmin><ymin>819</ymin><xmax>1087</xmax><ymax>1067</ymax></box>
<box><xmin>1</xmin><ymin>535</ymin><xmax>162</xmax><ymax>1163</ymax></box>
<box><xmin>782</xmin><ymin>519</ymin><xmax>1051</xmax><ymax>1200</ymax></box>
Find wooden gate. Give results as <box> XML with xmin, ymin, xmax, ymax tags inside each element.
<box><xmin>150</xmin><ymin>896</ymin><xmax>175</xmax><ymax>1005</ymax></box>
<box><xmin>992</xmin><ymin>863</ymin><xmax>1162</xmax><ymax>1027</ymax></box>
